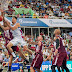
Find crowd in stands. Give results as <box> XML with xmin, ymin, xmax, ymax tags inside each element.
<box><xmin>0</xmin><ymin>0</ymin><xmax>72</xmax><ymax>18</ymax></box>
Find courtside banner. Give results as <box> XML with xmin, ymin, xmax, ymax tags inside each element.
<box><xmin>40</xmin><ymin>61</ymin><xmax>72</xmax><ymax>72</ymax></box>
<box><xmin>39</xmin><ymin>19</ymin><xmax>72</xmax><ymax>27</ymax></box>
<box><xmin>6</xmin><ymin>17</ymin><xmax>72</xmax><ymax>27</ymax></box>
<box><xmin>11</xmin><ymin>63</ymin><xmax>19</xmax><ymax>71</ymax></box>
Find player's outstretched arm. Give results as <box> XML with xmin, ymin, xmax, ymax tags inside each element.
<box><xmin>29</xmin><ymin>42</ymin><xmax>38</xmax><ymax>45</ymax></box>
<box><xmin>0</xmin><ymin>23</ymin><xmax>10</xmax><ymax>31</ymax></box>
<box><xmin>6</xmin><ymin>22</ymin><xmax>20</xmax><ymax>30</ymax></box>
<box><xmin>48</xmin><ymin>46</ymin><xmax>54</xmax><ymax>49</ymax></box>
<box><xmin>44</xmin><ymin>52</ymin><xmax>52</xmax><ymax>62</ymax></box>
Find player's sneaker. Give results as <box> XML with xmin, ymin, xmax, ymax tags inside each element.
<box><xmin>11</xmin><ymin>52</ymin><xmax>16</xmax><ymax>58</ymax></box>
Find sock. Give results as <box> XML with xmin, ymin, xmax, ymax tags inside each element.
<box><xmin>11</xmin><ymin>52</ymin><xmax>16</xmax><ymax>57</ymax></box>
<box><xmin>8</xmin><ymin>66</ymin><xmax>11</xmax><ymax>71</ymax></box>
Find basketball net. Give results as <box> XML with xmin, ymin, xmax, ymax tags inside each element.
<box><xmin>0</xmin><ymin>0</ymin><xmax>13</xmax><ymax>10</ymax></box>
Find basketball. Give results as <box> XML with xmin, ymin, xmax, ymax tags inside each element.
<box><xmin>0</xmin><ymin>16</ymin><xmax>3</xmax><ymax>22</ymax></box>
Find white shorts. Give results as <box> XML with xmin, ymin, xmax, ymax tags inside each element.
<box><xmin>10</xmin><ymin>37</ymin><xmax>26</xmax><ymax>46</ymax></box>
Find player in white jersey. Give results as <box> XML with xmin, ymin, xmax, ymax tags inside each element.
<box><xmin>5</xmin><ymin>16</ymin><xmax>32</xmax><ymax>57</ymax></box>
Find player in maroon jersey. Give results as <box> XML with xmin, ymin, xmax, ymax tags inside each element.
<box><xmin>51</xmin><ymin>29</ymin><xmax>70</xmax><ymax>72</ymax></box>
<box><xmin>30</xmin><ymin>35</ymin><xmax>43</xmax><ymax>72</ymax></box>
<box><xmin>44</xmin><ymin>40</ymin><xmax>64</xmax><ymax>72</ymax></box>
<box><xmin>0</xmin><ymin>20</ymin><xmax>29</xmax><ymax>72</ymax></box>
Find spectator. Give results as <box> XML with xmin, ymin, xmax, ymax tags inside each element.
<box><xmin>1</xmin><ymin>0</ymin><xmax>71</xmax><ymax>18</ymax></box>
<box><xmin>45</xmin><ymin>34</ymin><xmax>49</xmax><ymax>40</ymax></box>
<box><xmin>14</xmin><ymin>54</ymin><xmax>23</xmax><ymax>63</ymax></box>
<box><xmin>4</xmin><ymin>55</ymin><xmax>9</xmax><ymax>62</ymax></box>
<box><xmin>67</xmin><ymin>48</ymin><xmax>70</xmax><ymax>60</ymax></box>
<box><xmin>44</xmin><ymin>14</ymin><xmax>48</xmax><ymax>19</ymax></box>
<box><xmin>33</xmin><ymin>13</ymin><xmax>36</xmax><ymax>18</ymax></box>
<box><xmin>43</xmin><ymin>48</ymin><xmax>49</xmax><ymax>59</ymax></box>
<box><xmin>70</xmin><ymin>47</ymin><xmax>72</xmax><ymax>60</ymax></box>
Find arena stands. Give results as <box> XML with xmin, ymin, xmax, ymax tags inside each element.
<box><xmin>0</xmin><ymin>0</ymin><xmax>72</xmax><ymax>19</ymax></box>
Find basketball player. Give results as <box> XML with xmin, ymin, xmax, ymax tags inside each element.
<box><xmin>44</xmin><ymin>42</ymin><xmax>64</xmax><ymax>72</ymax></box>
<box><xmin>4</xmin><ymin>16</ymin><xmax>33</xmax><ymax>58</ymax></box>
<box><xmin>30</xmin><ymin>35</ymin><xmax>43</xmax><ymax>72</ymax></box>
<box><xmin>51</xmin><ymin>29</ymin><xmax>70</xmax><ymax>72</ymax></box>
<box><xmin>0</xmin><ymin>20</ymin><xmax>29</xmax><ymax>72</ymax></box>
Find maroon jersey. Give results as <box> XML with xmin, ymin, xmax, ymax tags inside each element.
<box><xmin>4</xmin><ymin>30</ymin><xmax>13</xmax><ymax>45</ymax></box>
<box><xmin>35</xmin><ymin>41</ymin><xmax>43</xmax><ymax>55</ymax></box>
<box><xmin>4</xmin><ymin>30</ymin><xmax>19</xmax><ymax>55</ymax></box>
<box><xmin>57</xmin><ymin>36</ymin><xmax>66</xmax><ymax>53</ymax></box>
<box><xmin>31</xmin><ymin>41</ymin><xmax>43</xmax><ymax>69</ymax></box>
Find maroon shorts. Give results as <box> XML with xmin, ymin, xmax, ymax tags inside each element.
<box><xmin>52</xmin><ymin>52</ymin><xmax>67</xmax><ymax>67</ymax></box>
<box><xmin>8</xmin><ymin>46</ymin><xmax>19</xmax><ymax>55</ymax></box>
<box><xmin>31</xmin><ymin>53</ymin><xmax>43</xmax><ymax>69</ymax></box>
<box><xmin>5</xmin><ymin>43</ymin><xmax>19</xmax><ymax>55</ymax></box>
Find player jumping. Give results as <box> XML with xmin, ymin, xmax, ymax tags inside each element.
<box><xmin>4</xmin><ymin>16</ymin><xmax>33</xmax><ymax>58</ymax></box>
<box><xmin>0</xmin><ymin>18</ymin><xmax>29</xmax><ymax>72</ymax></box>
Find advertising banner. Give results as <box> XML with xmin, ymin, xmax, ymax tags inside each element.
<box><xmin>41</xmin><ymin>61</ymin><xmax>72</xmax><ymax>72</ymax></box>
<box><xmin>11</xmin><ymin>63</ymin><xmax>19</xmax><ymax>71</ymax></box>
<box><xmin>39</xmin><ymin>19</ymin><xmax>72</xmax><ymax>27</ymax></box>
<box><xmin>5</xmin><ymin>17</ymin><xmax>72</xmax><ymax>27</ymax></box>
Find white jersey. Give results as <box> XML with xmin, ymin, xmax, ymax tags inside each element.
<box><xmin>10</xmin><ymin>23</ymin><xmax>22</xmax><ymax>38</ymax></box>
<box><xmin>10</xmin><ymin>22</ymin><xmax>26</xmax><ymax>46</ymax></box>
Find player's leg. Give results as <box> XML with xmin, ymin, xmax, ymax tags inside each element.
<box><xmin>21</xmin><ymin>39</ymin><xmax>33</xmax><ymax>55</ymax></box>
<box><xmin>52</xmin><ymin>52</ymin><xmax>64</xmax><ymax>72</ymax></box>
<box><xmin>57</xmin><ymin>52</ymin><xmax>69</xmax><ymax>72</ymax></box>
<box><xmin>31</xmin><ymin>54</ymin><xmax>43</xmax><ymax>72</ymax></box>
<box><xmin>62</xmin><ymin>53</ymin><xmax>70</xmax><ymax>72</ymax></box>
<box><xmin>57</xmin><ymin>66</ymin><xmax>61</xmax><ymax>72</ymax></box>
<box><xmin>49</xmin><ymin>56</ymin><xmax>51</xmax><ymax>64</ymax></box>
<box><xmin>7</xmin><ymin>42</ymin><xmax>13</xmax><ymax>53</ymax></box>
<box><xmin>57</xmin><ymin>66</ymin><xmax>64</xmax><ymax>72</ymax></box>
<box><xmin>61</xmin><ymin>66</ymin><xmax>64</xmax><ymax>72</ymax></box>
<box><xmin>18</xmin><ymin>50</ymin><xmax>25</xmax><ymax>59</ymax></box>
<box><xmin>7</xmin><ymin>38</ymin><xmax>19</xmax><ymax>57</ymax></box>
<box><xmin>7</xmin><ymin>55</ymin><xmax>13</xmax><ymax>72</ymax></box>
<box><xmin>51</xmin><ymin>65</ymin><xmax>56</xmax><ymax>72</ymax></box>
<box><xmin>23</xmin><ymin>45</ymin><xmax>32</xmax><ymax>55</ymax></box>
<box><xmin>7</xmin><ymin>42</ymin><xmax>16</xmax><ymax>57</ymax></box>
<box><xmin>18</xmin><ymin>50</ymin><xmax>29</xmax><ymax>63</ymax></box>
<box><xmin>54</xmin><ymin>49</ymin><xmax>58</xmax><ymax>56</ymax></box>
<box><xmin>62</xmin><ymin>63</ymin><xmax>70</xmax><ymax>72</ymax></box>
<box><xmin>51</xmin><ymin>55</ymin><xmax>57</xmax><ymax>72</ymax></box>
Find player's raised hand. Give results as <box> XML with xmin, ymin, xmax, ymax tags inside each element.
<box><xmin>6</xmin><ymin>20</ymin><xmax>10</xmax><ymax>25</ymax></box>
